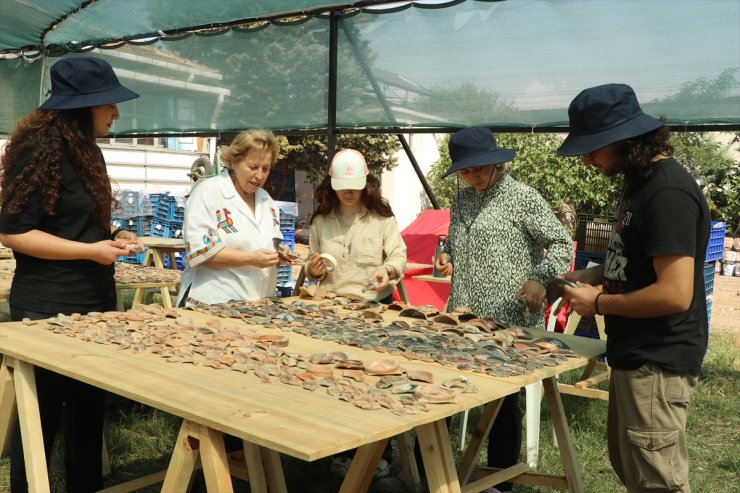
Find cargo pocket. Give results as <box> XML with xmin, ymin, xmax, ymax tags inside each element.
<box><xmin>626</xmin><ymin>427</ymin><xmax>681</xmax><ymax>491</ymax></box>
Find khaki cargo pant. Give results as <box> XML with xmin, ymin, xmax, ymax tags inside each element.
<box><xmin>608</xmin><ymin>362</ymin><xmax>697</xmax><ymax>493</ymax></box>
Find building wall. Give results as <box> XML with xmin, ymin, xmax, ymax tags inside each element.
<box><xmin>382</xmin><ymin>133</ymin><xmax>442</xmax><ymax>230</ymax></box>
<box><xmin>0</xmin><ymin>138</ymin><xmax>207</xmax><ymax>198</ymax></box>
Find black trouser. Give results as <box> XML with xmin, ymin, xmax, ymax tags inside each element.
<box><xmin>9</xmin><ymin>307</ymin><xmax>106</xmax><ymax>493</ymax></box>
<box><xmin>486</xmin><ymin>392</ymin><xmax>522</xmax><ymax>491</ymax></box>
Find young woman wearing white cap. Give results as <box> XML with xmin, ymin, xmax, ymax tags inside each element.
<box><xmin>305</xmin><ymin>148</ymin><xmax>407</xmax><ymax>478</ymax></box>
<box><xmin>306</xmin><ymin>149</ymin><xmax>407</xmax><ymax>303</ymax></box>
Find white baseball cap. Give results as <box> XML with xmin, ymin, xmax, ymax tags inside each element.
<box><xmin>330</xmin><ymin>149</ymin><xmax>369</xmax><ymax>190</ymax></box>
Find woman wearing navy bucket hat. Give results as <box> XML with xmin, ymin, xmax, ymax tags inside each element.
<box><xmin>555</xmin><ymin>83</ymin><xmax>710</xmax><ymax>493</ymax></box>
<box><xmin>429</xmin><ymin>127</ymin><xmax>572</xmax><ymax>493</ymax></box>
<box><xmin>0</xmin><ymin>56</ymin><xmax>142</xmax><ymax>492</ymax></box>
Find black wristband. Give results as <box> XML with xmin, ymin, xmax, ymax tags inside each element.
<box><xmin>111</xmin><ymin>228</ymin><xmax>125</xmax><ymax>241</ymax></box>
<box><xmin>594</xmin><ymin>292</ymin><xmax>604</xmax><ymax>315</ymax></box>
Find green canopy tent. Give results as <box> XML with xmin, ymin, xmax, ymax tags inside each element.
<box><xmin>1</xmin><ymin>0</ymin><xmax>739</xmax><ymax>204</ymax></box>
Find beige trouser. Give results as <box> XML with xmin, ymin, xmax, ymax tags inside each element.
<box><xmin>608</xmin><ymin>362</ymin><xmax>697</xmax><ymax>493</ymax></box>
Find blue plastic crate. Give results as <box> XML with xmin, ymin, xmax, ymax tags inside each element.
<box><xmin>279</xmin><ymin>210</ymin><xmax>296</xmax><ymax>231</ymax></box>
<box><xmin>276</xmin><ymin>264</ymin><xmax>292</xmax><ymax>284</ymax></box>
<box><xmin>706</xmin><ymin>297</ymin><xmax>713</xmax><ymax>327</ymax></box>
<box><xmin>705</xmin><ymin>221</ymin><xmax>725</xmax><ymax>262</ymax></box>
<box><xmin>110</xmin><ymin>216</ymin><xmax>127</xmax><ymax>230</ymax></box>
<box><xmin>281</xmin><ymin>230</ymin><xmax>295</xmax><ymax>251</ymax></box>
<box><xmin>162</xmin><ymin>253</ymin><xmax>185</xmax><ymax>270</ymax></box>
<box><xmin>574</xmin><ymin>251</ymin><xmax>606</xmax><ymax>271</ymax></box>
<box><xmin>275</xmin><ymin>285</ymin><xmax>293</xmax><ymax>298</ymax></box>
<box><xmin>703</xmin><ymin>262</ymin><xmax>716</xmax><ymax>297</ymax></box>
<box><xmin>150</xmin><ymin>219</ymin><xmax>183</xmax><ymax>239</ymax></box>
<box><xmin>119</xmin><ymin>252</ymin><xmax>145</xmax><ymax>264</ymax></box>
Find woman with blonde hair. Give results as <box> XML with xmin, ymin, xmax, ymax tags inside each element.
<box><xmin>178</xmin><ymin>129</ymin><xmax>287</xmax><ymax>305</ymax></box>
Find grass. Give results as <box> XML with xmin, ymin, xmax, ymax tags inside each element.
<box><xmin>1</xmin><ymin>329</ymin><xmax>737</xmax><ymax>492</ymax></box>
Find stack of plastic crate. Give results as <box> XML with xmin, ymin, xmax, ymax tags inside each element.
<box><xmin>275</xmin><ymin>201</ymin><xmax>297</xmax><ymax>294</ymax></box>
<box><xmin>149</xmin><ymin>193</ymin><xmax>184</xmax><ymax>240</ymax></box>
<box><xmin>112</xmin><ymin>190</ymin><xmax>154</xmax><ymax>263</ymax></box>
<box><xmin>704</xmin><ymin>221</ymin><xmax>725</xmax><ymax>329</ymax></box>
<box><xmin>574</xmin><ymin>214</ymin><xmax>615</xmax><ymax>270</ymax></box>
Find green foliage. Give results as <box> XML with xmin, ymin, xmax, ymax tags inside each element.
<box><xmin>279</xmin><ymin>134</ymin><xmax>401</xmax><ymax>184</ymax></box>
<box><xmin>671</xmin><ymin>132</ymin><xmax>740</xmax><ymax>228</ymax></box>
<box><xmin>426</xmin><ymin>133</ymin><xmax>620</xmax><ymax>217</ymax></box>
<box><xmin>426</xmin><ymin>131</ymin><xmax>740</xmax><ymax>231</ymax></box>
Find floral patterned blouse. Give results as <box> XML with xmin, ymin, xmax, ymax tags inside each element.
<box><xmin>445</xmin><ymin>174</ymin><xmax>572</xmax><ymax>328</ymax></box>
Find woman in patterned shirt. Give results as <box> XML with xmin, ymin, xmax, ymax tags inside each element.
<box><xmin>434</xmin><ymin>127</ymin><xmax>572</xmax><ymax>492</ymax></box>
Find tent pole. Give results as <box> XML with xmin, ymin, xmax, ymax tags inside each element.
<box><xmin>326</xmin><ymin>11</ymin><xmax>339</xmax><ymax>170</ymax></box>
<box><xmin>38</xmin><ymin>53</ymin><xmax>48</xmax><ymax>106</ymax></box>
<box><xmin>397</xmin><ymin>134</ymin><xmax>440</xmax><ymax>209</ymax></box>
<box><xmin>341</xmin><ymin>22</ymin><xmax>440</xmax><ymax>209</ymax></box>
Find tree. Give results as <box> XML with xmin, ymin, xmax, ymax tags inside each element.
<box><xmin>671</xmin><ymin>132</ymin><xmax>740</xmax><ymax>227</ymax></box>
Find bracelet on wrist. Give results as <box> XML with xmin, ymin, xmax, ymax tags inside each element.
<box><xmin>111</xmin><ymin>228</ymin><xmax>125</xmax><ymax>241</ymax></box>
<box><xmin>594</xmin><ymin>292</ymin><xmax>604</xmax><ymax>316</ymax></box>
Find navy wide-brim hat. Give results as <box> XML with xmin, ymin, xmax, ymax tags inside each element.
<box><xmin>40</xmin><ymin>57</ymin><xmax>139</xmax><ymax>110</ymax></box>
<box><xmin>442</xmin><ymin>127</ymin><xmax>515</xmax><ymax>178</ymax></box>
<box><xmin>557</xmin><ymin>83</ymin><xmax>663</xmax><ymax>156</ymax></box>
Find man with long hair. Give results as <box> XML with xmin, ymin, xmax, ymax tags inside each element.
<box><xmin>557</xmin><ymin>83</ymin><xmax>710</xmax><ymax>493</ymax></box>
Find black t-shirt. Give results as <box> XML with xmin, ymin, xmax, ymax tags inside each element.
<box><xmin>0</xmin><ymin>149</ymin><xmax>115</xmax><ymax>313</ymax></box>
<box><xmin>602</xmin><ymin>158</ymin><xmax>710</xmax><ymax>375</ymax></box>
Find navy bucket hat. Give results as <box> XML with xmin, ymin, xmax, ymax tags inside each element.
<box><xmin>40</xmin><ymin>57</ymin><xmax>139</xmax><ymax>110</ymax></box>
<box><xmin>442</xmin><ymin>127</ymin><xmax>515</xmax><ymax>178</ymax></box>
<box><xmin>557</xmin><ymin>83</ymin><xmax>662</xmax><ymax>156</ymax></box>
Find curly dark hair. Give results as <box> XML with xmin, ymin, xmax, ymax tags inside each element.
<box><xmin>310</xmin><ymin>174</ymin><xmax>394</xmax><ymax>223</ymax></box>
<box><xmin>0</xmin><ymin>109</ymin><xmax>114</xmax><ymax>230</ymax></box>
<box><xmin>619</xmin><ymin>124</ymin><xmax>674</xmax><ymax>184</ymax></box>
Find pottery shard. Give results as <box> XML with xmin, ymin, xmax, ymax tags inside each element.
<box><xmin>342</xmin><ymin>369</ymin><xmax>365</xmax><ymax>382</ymax></box>
<box><xmin>363</xmin><ymin>359</ymin><xmax>401</xmax><ymax>376</ymax></box>
<box><xmin>307</xmin><ymin>363</ymin><xmax>334</xmax><ymax>377</ymax></box>
<box><xmin>405</xmin><ymin>370</ymin><xmax>434</xmax><ymax>383</ymax></box>
<box><xmin>166</xmin><ymin>338</ymin><xmax>191</xmax><ymax>348</ymax></box>
<box><xmin>414</xmin><ymin>384</ymin><xmax>457</xmax><ymax>404</ymax></box>
<box><xmin>257</xmin><ymin>334</ymin><xmax>289</xmax><ymax>347</ymax></box>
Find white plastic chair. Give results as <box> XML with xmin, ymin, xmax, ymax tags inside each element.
<box><xmin>457</xmin><ymin>302</ymin><xmax>561</xmax><ymax>463</ymax></box>
<box><xmin>523</xmin><ymin>296</ymin><xmax>564</xmax><ymax>467</ymax></box>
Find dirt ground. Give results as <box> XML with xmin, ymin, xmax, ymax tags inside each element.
<box><xmin>710</xmin><ymin>269</ymin><xmax>740</xmax><ymax>335</ymax></box>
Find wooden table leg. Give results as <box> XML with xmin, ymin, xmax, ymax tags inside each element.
<box><xmin>260</xmin><ymin>447</ymin><xmax>287</xmax><ymax>493</ymax></box>
<box><xmin>199</xmin><ymin>425</ymin><xmax>233</xmax><ymax>493</ymax></box>
<box><xmin>396</xmin><ymin>431</ymin><xmax>422</xmax><ymax>493</ymax></box>
<box><xmin>161</xmin><ymin>420</ymin><xmax>202</xmax><ymax>492</ymax></box>
<box><xmin>242</xmin><ymin>441</ymin><xmax>268</xmax><ymax>493</ymax></box>
<box><xmin>416</xmin><ymin>419</ymin><xmax>461</xmax><ymax>493</ymax></box>
<box><xmin>159</xmin><ymin>287</ymin><xmax>173</xmax><ymax>308</ymax></box>
<box><xmin>14</xmin><ymin>359</ymin><xmax>50</xmax><ymax>492</ymax></box>
<box><xmin>543</xmin><ymin>377</ymin><xmax>585</xmax><ymax>493</ymax></box>
<box><xmin>339</xmin><ymin>438</ymin><xmax>389</xmax><ymax>493</ymax></box>
<box><xmin>457</xmin><ymin>397</ymin><xmax>504</xmax><ymax>484</ymax></box>
<box><xmin>0</xmin><ymin>358</ymin><xmax>17</xmax><ymax>457</ymax></box>
<box><xmin>131</xmin><ymin>287</ymin><xmax>145</xmax><ymax>308</ymax></box>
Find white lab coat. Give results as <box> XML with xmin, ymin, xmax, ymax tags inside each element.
<box><xmin>177</xmin><ymin>170</ymin><xmax>282</xmax><ymax>305</ymax></box>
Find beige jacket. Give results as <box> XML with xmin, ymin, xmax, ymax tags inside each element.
<box><xmin>307</xmin><ymin>208</ymin><xmax>406</xmax><ymax>301</ymax></box>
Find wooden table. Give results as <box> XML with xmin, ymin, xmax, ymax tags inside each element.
<box><xmin>412</xmin><ymin>273</ymin><xmax>451</xmax><ymax>284</ymax></box>
<box><xmin>0</xmin><ymin>276</ymin><xmax>180</xmax><ymax>310</ymax></box>
<box><xmin>140</xmin><ymin>237</ymin><xmax>186</xmax><ymax>270</ymax></box>
<box><xmin>0</xmin><ymin>305</ymin><xmax>604</xmax><ymax>493</ymax></box>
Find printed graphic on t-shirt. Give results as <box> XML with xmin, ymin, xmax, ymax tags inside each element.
<box><xmin>604</xmin><ymin>198</ymin><xmax>630</xmax><ymax>291</ymax></box>
<box><xmin>216</xmin><ymin>208</ymin><xmax>237</xmax><ymax>234</ymax></box>
<box><xmin>271</xmin><ymin>207</ymin><xmax>282</xmax><ymax>237</ymax></box>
